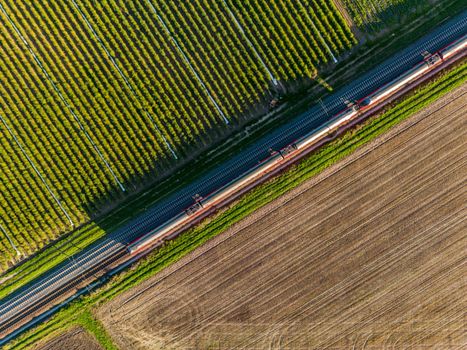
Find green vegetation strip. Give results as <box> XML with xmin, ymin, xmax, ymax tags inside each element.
<box><xmin>5</xmin><ymin>60</ymin><xmax>466</xmax><ymax>350</ymax></box>
<box><xmin>74</xmin><ymin>311</ymin><xmax>118</xmax><ymax>350</ymax></box>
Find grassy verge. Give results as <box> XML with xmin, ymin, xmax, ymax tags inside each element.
<box><xmin>75</xmin><ymin>311</ymin><xmax>118</xmax><ymax>350</ymax></box>
<box><xmin>5</xmin><ymin>58</ymin><xmax>466</xmax><ymax>350</ymax></box>
<box><xmin>0</xmin><ymin>1</ymin><xmax>463</xmax><ymax>301</ymax></box>
<box><xmin>12</xmin><ymin>309</ymin><xmax>117</xmax><ymax>350</ymax></box>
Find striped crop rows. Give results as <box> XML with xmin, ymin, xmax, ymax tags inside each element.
<box><xmin>342</xmin><ymin>0</ymin><xmax>438</xmax><ymax>31</ymax></box>
<box><xmin>0</xmin><ymin>0</ymin><xmax>355</xmax><ymax>270</ymax></box>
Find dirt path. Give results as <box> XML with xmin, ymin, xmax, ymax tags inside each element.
<box><xmin>98</xmin><ymin>84</ymin><xmax>467</xmax><ymax>350</ymax></box>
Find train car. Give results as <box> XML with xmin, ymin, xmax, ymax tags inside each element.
<box><xmin>200</xmin><ymin>153</ymin><xmax>282</xmax><ymax>209</ymax></box>
<box><xmin>438</xmin><ymin>35</ymin><xmax>467</xmax><ymax>60</ymax></box>
<box><xmin>360</xmin><ymin>35</ymin><xmax>466</xmax><ymax>109</ymax></box>
<box><xmin>128</xmin><ymin>153</ymin><xmax>283</xmax><ymax>254</ymax></box>
<box><xmin>127</xmin><ymin>33</ymin><xmax>466</xmax><ymax>256</ymax></box>
<box><xmin>295</xmin><ymin>106</ymin><xmax>358</xmax><ymax>150</ymax></box>
<box><xmin>127</xmin><ymin>211</ymin><xmax>188</xmax><ymax>253</ymax></box>
<box><xmin>359</xmin><ymin>57</ymin><xmax>439</xmax><ymax>107</ymax></box>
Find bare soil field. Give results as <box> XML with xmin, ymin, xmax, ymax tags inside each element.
<box><xmin>33</xmin><ymin>327</ymin><xmax>102</xmax><ymax>350</ymax></box>
<box><xmin>98</xmin><ymin>84</ymin><xmax>466</xmax><ymax>350</ymax></box>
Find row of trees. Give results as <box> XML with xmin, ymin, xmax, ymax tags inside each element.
<box><xmin>342</xmin><ymin>0</ymin><xmax>427</xmax><ymax>31</ymax></box>
<box><xmin>227</xmin><ymin>0</ymin><xmax>356</xmax><ymax>80</ymax></box>
<box><xmin>0</xmin><ymin>0</ymin><xmax>356</xmax><ymax>270</ymax></box>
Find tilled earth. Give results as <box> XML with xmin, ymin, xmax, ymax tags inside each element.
<box><xmin>98</xmin><ymin>84</ymin><xmax>466</xmax><ymax>349</ymax></box>
<box><xmin>33</xmin><ymin>327</ymin><xmax>102</xmax><ymax>350</ymax></box>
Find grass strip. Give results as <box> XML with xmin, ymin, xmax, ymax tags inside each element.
<box><xmin>75</xmin><ymin>310</ymin><xmax>118</xmax><ymax>350</ymax></box>
<box><xmin>5</xmin><ymin>58</ymin><xmax>466</xmax><ymax>350</ymax></box>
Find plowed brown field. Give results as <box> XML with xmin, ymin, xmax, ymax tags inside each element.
<box><xmin>98</xmin><ymin>84</ymin><xmax>466</xmax><ymax>350</ymax></box>
<box><xmin>33</xmin><ymin>327</ymin><xmax>102</xmax><ymax>350</ymax></box>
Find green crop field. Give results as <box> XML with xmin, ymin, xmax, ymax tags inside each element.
<box><xmin>342</xmin><ymin>0</ymin><xmax>444</xmax><ymax>31</ymax></box>
<box><xmin>0</xmin><ymin>0</ymin><xmax>355</xmax><ymax>270</ymax></box>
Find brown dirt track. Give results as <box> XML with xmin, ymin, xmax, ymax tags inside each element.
<box><xmin>33</xmin><ymin>327</ymin><xmax>102</xmax><ymax>350</ymax></box>
<box><xmin>98</xmin><ymin>84</ymin><xmax>467</xmax><ymax>350</ymax></box>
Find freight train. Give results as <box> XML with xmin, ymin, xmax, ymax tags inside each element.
<box><xmin>128</xmin><ymin>34</ymin><xmax>466</xmax><ymax>254</ymax></box>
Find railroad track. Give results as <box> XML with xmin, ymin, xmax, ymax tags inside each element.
<box><xmin>0</xmin><ymin>247</ymin><xmax>127</xmax><ymax>338</ymax></box>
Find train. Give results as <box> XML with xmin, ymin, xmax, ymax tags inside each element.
<box><xmin>127</xmin><ymin>34</ymin><xmax>466</xmax><ymax>254</ymax></box>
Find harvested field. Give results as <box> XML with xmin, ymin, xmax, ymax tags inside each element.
<box><xmin>99</xmin><ymin>84</ymin><xmax>467</xmax><ymax>349</ymax></box>
<box><xmin>33</xmin><ymin>327</ymin><xmax>102</xmax><ymax>350</ymax></box>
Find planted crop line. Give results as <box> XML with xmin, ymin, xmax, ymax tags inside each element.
<box><xmin>68</xmin><ymin>0</ymin><xmax>178</xmax><ymax>160</ymax></box>
<box><xmin>0</xmin><ymin>115</ymin><xmax>74</xmax><ymax>229</ymax></box>
<box><xmin>222</xmin><ymin>0</ymin><xmax>279</xmax><ymax>86</ymax></box>
<box><xmin>0</xmin><ymin>3</ymin><xmax>126</xmax><ymax>192</ymax></box>
<box><xmin>297</xmin><ymin>0</ymin><xmax>338</xmax><ymax>63</ymax></box>
<box><xmin>0</xmin><ymin>223</ymin><xmax>21</xmax><ymax>257</ymax></box>
<box><xmin>146</xmin><ymin>0</ymin><xmax>230</xmax><ymax>125</ymax></box>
